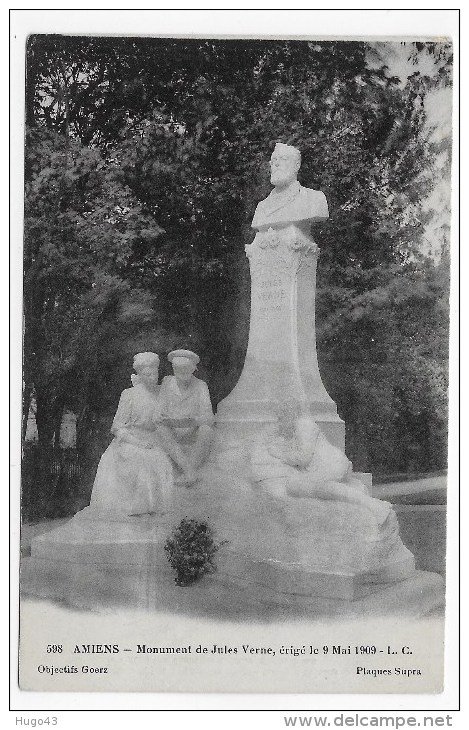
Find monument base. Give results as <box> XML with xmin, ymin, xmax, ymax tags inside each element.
<box><xmin>21</xmin><ymin>453</ymin><xmax>441</xmax><ymax>617</ymax></box>
<box><xmin>21</xmin><ymin>547</ymin><xmax>443</xmax><ymax>619</ymax></box>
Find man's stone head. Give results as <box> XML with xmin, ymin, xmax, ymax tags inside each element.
<box><xmin>270</xmin><ymin>143</ymin><xmax>301</xmax><ymax>189</ymax></box>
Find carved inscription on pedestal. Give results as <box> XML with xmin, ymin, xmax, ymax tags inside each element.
<box><xmin>255</xmin><ymin>277</ymin><xmax>287</xmax><ymax>314</ymax></box>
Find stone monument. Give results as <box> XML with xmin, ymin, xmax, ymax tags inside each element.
<box><xmin>21</xmin><ymin>143</ymin><xmax>445</xmax><ymax>616</ymax></box>
<box><xmin>217</xmin><ymin>142</ymin><xmax>344</xmax><ymax>449</ymax></box>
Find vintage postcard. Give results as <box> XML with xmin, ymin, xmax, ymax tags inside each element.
<box><xmin>11</xmin><ymin>10</ymin><xmax>458</xmax><ymax>707</ymax></box>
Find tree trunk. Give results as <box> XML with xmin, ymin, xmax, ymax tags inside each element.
<box><xmin>59</xmin><ymin>60</ymin><xmax>71</xmax><ymax>142</ymax></box>
<box><xmin>25</xmin><ymin>38</ymin><xmax>38</xmax><ymax>128</ymax></box>
<box><xmin>22</xmin><ymin>382</ymin><xmax>32</xmax><ymax>445</ymax></box>
<box><xmin>35</xmin><ymin>394</ymin><xmax>56</xmax><ymax>451</ymax></box>
<box><xmin>34</xmin><ymin>392</ymin><xmax>62</xmax><ymax>492</ymax></box>
<box><xmin>75</xmin><ymin>404</ymin><xmax>91</xmax><ymax>456</ymax></box>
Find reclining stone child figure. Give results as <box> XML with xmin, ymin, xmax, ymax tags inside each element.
<box><xmin>251</xmin><ymin>398</ymin><xmax>392</xmax><ymax>524</ymax></box>
<box><xmin>155</xmin><ymin>349</ymin><xmax>214</xmax><ymax>487</ymax></box>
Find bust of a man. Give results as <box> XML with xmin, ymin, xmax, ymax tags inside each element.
<box><xmin>251</xmin><ymin>142</ymin><xmax>329</xmax><ymax>231</ymax></box>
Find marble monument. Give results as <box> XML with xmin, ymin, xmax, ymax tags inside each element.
<box><xmin>21</xmin><ymin>144</ymin><xmax>444</xmax><ymax>616</ymax></box>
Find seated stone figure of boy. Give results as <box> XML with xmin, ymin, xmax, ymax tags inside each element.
<box><xmin>155</xmin><ymin>349</ymin><xmax>214</xmax><ymax>486</ymax></box>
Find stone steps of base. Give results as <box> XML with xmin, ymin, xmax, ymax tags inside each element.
<box><xmin>32</xmin><ymin>537</ymin><xmax>166</xmax><ymax>565</ymax></box>
<box><xmin>21</xmin><ymin>553</ymin><xmax>444</xmax><ymax>619</ymax></box>
<box><xmin>30</xmin><ymin>531</ymin><xmax>415</xmax><ymax>602</ymax></box>
<box><xmin>202</xmin><ymin>569</ymin><xmax>445</xmax><ymax>618</ymax></box>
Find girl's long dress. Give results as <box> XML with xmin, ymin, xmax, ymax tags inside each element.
<box><xmin>89</xmin><ymin>384</ymin><xmax>173</xmax><ymax>516</ymax></box>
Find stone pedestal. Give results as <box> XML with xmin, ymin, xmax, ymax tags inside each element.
<box><xmin>21</xmin><ymin>486</ymin><xmax>443</xmax><ymax>616</ymax></box>
<box><xmin>217</xmin><ymin>224</ymin><xmax>344</xmax><ymax>450</ymax></box>
<box><xmin>21</xmin><ymin>461</ymin><xmax>427</xmax><ymax>611</ymax></box>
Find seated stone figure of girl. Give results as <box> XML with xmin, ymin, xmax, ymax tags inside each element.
<box><xmin>89</xmin><ymin>352</ymin><xmax>173</xmax><ymax>517</ymax></box>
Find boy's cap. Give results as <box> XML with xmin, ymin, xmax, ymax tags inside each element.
<box><xmin>168</xmin><ymin>349</ymin><xmax>200</xmax><ymax>366</ymax></box>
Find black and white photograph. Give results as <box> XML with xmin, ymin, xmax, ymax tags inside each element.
<box><xmin>10</xmin><ymin>7</ymin><xmax>459</xmax><ymax>713</ymax></box>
